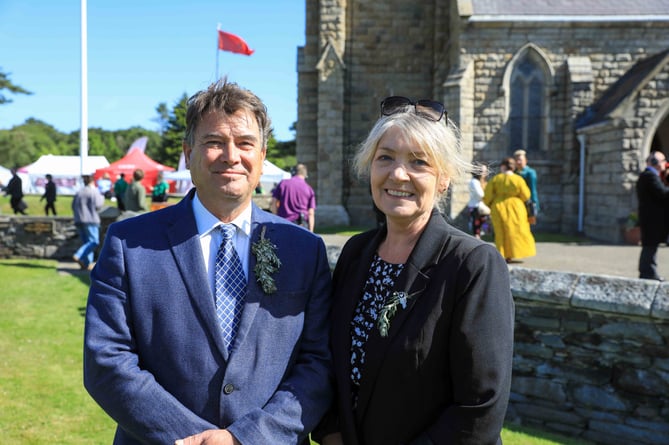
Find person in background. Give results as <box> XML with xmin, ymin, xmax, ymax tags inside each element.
<box><xmin>636</xmin><ymin>150</ymin><xmax>669</xmax><ymax>281</ymax></box>
<box><xmin>484</xmin><ymin>157</ymin><xmax>536</xmax><ymax>263</ymax></box>
<box><xmin>72</xmin><ymin>174</ymin><xmax>104</xmax><ymax>270</ymax></box>
<box><xmin>97</xmin><ymin>172</ymin><xmax>113</xmax><ymax>199</ymax></box>
<box><xmin>314</xmin><ymin>96</ymin><xmax>514</xmax><ymax>445</ymax></box>
<box><xmin>513</xmin><ymin>149</ymin><xmax>539</xmax><ymax>224</ymax></box>
<box><xmin>113</xmin><ymin>173</ymin><xmax>128</xmax><ymax>211</ymax></box>
<box><xmin>4</xmin><ymin>167</ymin><xmax>27</xmax><ymax>215</ymax></box>
<box><xmin>40</xmin><ymin>173</ymin><xmax>57</xmax><ymax>216</ymax></box>
<box><xmin>83</xmin><ymin>79</ymin><xmax>333</xmax><ymax>445</ymax></box>
<box><xmin>271</xmin><ymin>163</ymin><xmax>316</xmax><ymax>232</ymax></box>
<box><xmin>123</xmin><ymin>168</ymin><xmax>147</xmax><ymax>212</ymax></box>
<box><xmin>151</xmin><ymin>171</ymin><xmax>169</xmax><ymax>203</ymax></box>
<box><xmin>467</xmin><ymin>163</ymin><xmax>490</xmax><ymax>239</ymax></box>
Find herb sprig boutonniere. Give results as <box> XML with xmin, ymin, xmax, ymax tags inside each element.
<box><xmin>377</xmin><ymin>291</ymin><xmax>412</xmax><ymax>337</ymax></box>
<box><xmin>252</xmin><ymin>225</ymin><xmax>281</xmax><ymax>294</ymax></box>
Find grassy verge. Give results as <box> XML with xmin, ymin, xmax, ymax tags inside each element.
<box><xmin>0</xmin><ymin>259</ymin><xmax>115</xmax><ymax>443</ymax></box>
<box><xmin>0</xmin><ymin>258</ymin><xmax>593</xmax><ymax>444</ymax></box>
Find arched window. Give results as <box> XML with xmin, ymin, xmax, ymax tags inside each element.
<box><xmin>505</xmin><ymin>45</ymin><xmax>553</xmax><ymax>152</ymax></box>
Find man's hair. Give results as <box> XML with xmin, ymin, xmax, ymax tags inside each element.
<box><xmin>133</xmin><ymin>169</ymin><xmax>145</xmax><ymax>181</ymax></box>
<box><xmin>513</xmin><ymin>149</ymin><xmax>527</xmax><ymax>157</ymax></box>
<box><xmin>295</xmin><ymin>163</ymin><xmax>308</xmax><ymax>177</ymax></box>
<box><xmin>183</xmin><ymin>78</ymin><xmax>273</xmax><ymax>148</ymax></box>
<box><xmin>647</xmin><ymin>151</ymin><xmax>665</xmax><ymax>166</ymax></box>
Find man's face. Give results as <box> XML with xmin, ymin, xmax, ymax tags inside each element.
<box><xmin>514</xmin><ymin>154</ymin><xmax>527</xmax><ymax>170</ymax></box>
<box><xmin>654</xmin><ymin>153</ymin><xmax>667</xmax><ymax>173</ymax></box>
<box><xmin>183</xmin><ymin>109</ymin><xmax>266</xmax><ymax>218</ymax></box>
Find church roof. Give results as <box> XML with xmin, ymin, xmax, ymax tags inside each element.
<box><xmin>470</xmin><ymin>0</ymin><xmax>669</xmax><ymax>16</ymax></box>
<box><xmin>576</xmin><ymin>48</ymin><xmax>669</xmax><ymax>129</ymax></box>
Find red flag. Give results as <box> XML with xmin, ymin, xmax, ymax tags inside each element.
<box><xmin>217</xmin><ymin>30</ymin><xmax>254</xmax><ymax>56</ymax></box>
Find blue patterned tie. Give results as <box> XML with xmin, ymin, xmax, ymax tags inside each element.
<box><xmin>215</xmin><ymin>224</ymin><xmax>247</xmax><ymax>352</ymax></box>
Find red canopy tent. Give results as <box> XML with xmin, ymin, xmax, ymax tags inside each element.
<box><xmin>94</xmin><ymin>148</ymin><xmax>176</xmax><ymax>193</ymax></box>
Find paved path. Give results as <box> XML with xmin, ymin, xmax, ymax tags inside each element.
<box><xmin>319</xmin><ymin>234</ymin><xmax>669</xmax><ymax>280</ymax></box>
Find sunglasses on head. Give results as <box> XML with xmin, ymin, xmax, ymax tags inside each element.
<box><xmin>380</xmin><ymin>96</ymin><xmax>447</xmax><ymax>122</ymax></box>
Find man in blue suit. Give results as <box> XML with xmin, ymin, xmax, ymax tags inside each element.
<box><xmin>84</xmin><ymin>79</ymin><xmax>333</xmax><ymax>445</ymax></box>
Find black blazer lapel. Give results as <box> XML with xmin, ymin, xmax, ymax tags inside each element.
<box><xmin>354</xmin><ymin>210</ymin><xmax>449</xmax><ymax>423</ymax></box>
<box><xmin>330</xmin><ymin>227</ymin><xmax>383</xmax><ymax>439</ymax></box>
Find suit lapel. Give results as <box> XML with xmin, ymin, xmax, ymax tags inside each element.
<box><xmin>354</xmin><ymin>210</ymin><xmax>448</xmax><ymax>423</ymax></box>
<box><xmin>330</xmin><ymin>228</ymin><xmax>383</xmax><ymax>423</ymax></box>
<box><xmin>166</xmin><ymin>192</ymin><xmax>229</xmax><ymax>360</ymax></box>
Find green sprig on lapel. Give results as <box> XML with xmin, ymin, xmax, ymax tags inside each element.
<box><xmin>252</xmin><ymin>225</ymin><xmax>281</xmax><ymax>294</ymax></box>
<box><xmin>377</xmin><ymin>291</ymin><xmax>411</xmax><ymax>337</ymax></box>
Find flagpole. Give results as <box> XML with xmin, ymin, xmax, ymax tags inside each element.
<box><xmin>216</xmin><ymin>23</ymin><xmax>221</xmax><ymax>80</ymax></box>
<box><xmin>80</xmin><ymin>0</ymin><xmax>88</xmax><ymax>176</ymax></box>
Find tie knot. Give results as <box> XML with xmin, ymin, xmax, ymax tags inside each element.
<box><xmin>220</xmin><ymin>224</ymin><xmax>236</xmax><ymax>241</ymax></box>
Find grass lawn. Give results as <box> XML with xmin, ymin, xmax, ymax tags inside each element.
<box><xmin>0</xmin><ymin>259</ymin><xmax>593</xmax><ymax>444</ymax></box>
<box><xmin>0</xmin><ymin>259</ymin><xmax>115</xmax><ymax>443</ymax></box>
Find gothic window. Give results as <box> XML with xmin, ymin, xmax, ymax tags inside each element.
<box><xmin>509</xmin><ymin>52</ymin><xmax>548</xmax><ymax>151</ymax></box>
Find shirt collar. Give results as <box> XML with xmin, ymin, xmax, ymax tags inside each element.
<box><xmin>192</xmin><ymin>193</ymin><xmax>252</xmax><ymax>239</ymax></box>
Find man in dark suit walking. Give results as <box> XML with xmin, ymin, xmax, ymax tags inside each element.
<box><xmin>636</xmin><ymin>151</ymin><xmax>669</xmax><ymax>280</ymax></box>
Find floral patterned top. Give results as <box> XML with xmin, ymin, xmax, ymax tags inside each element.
<box><xmin>349</xmin><ymin>253</ymin><xmax>404</xmax><ymax>404</ymax></box>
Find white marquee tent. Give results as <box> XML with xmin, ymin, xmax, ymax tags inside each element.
<box><xmin>0</xmin><ymin>164</ymin><xmax>12</xmax><ymax>186</ymax></box>
<box><xmin>18</xmin><ymin>154</ymin><xmax>110</xmax><ymax>195</ymax></box>
<box><xmin>163</xmin><ymin>159</ymin><xmax>291</xmax><ymax>194</ymax></box>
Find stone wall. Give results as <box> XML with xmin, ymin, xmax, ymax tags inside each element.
<box><xmin>508</xmin><ymin>267</ymin><xmax>669</xmax><ymax>445</ymax></box>
<box><xmin>301</xmin><ymin>0</ymin><xmax>669</xmax><ymax>239</ymax></box>
<box><xmin>0</xmin><ymin>210</ymin><xmax>120</xmax><ymax>260</ymax></box>
<box><xmin>0</xmin><ymin>216</ymin><xmax>81</xmax><ymax>259</ymax></box>
<box><xmin>458</xmin><ymin>19</ymin><xmax>669</xmax><ymax>237</ymax></box>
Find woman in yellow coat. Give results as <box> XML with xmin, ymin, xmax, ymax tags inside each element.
<box><xmin>484</xmin><ymin>157</ymin><xmax>536</xmax><ymax>262</ymax></box>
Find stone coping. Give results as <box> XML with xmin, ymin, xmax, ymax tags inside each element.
<box><xmin>509</xmin><ymin>266</ymin><xmax>669</xmax><ymax>321</ymax></box>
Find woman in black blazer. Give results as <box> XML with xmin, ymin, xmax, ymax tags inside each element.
<box><xmin>315</xmin><ymin>97</ymin><xmax>514</xmax><ymax>445</ymax></box>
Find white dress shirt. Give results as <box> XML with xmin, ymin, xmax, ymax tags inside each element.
<box><xmin>191</xmin><ymin>193</ymin><xmax>252</xmax><ymax>295</ymax></box>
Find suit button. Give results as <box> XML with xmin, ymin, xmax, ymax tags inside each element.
<box><xmin>223</xmin><ymin>383</ymin><xmax>235</xmax><ymax>394</ymax></box>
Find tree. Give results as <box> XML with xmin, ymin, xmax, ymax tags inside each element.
<box><xmin>0</xmin><ymin>69</ymin><xmax>31</xmax><ymax>105</ymax></box>
<box><xmin>0</xmin><ymin>119</ymin><xmax>71</xmax><ymax>167</ymax></box>
<box><xmin>156</xmin><ymin>93</ymin><xmax>189</xmax><ymax>167</ymax></box>
<box><xmin>153</xmin><ymin>102</ymin><xmax>170</xmax><ymax>135</ymax></box>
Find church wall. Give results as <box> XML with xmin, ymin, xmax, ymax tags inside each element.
<box><xmin>341</xmin><ymin>0</ymin><xmax>442</xmax><ymax>227</ymax></box>
<box><xmin>300</xmin><ymin>0</ymin><xmax>669</xmax><ymax>240</ymax></box>
<box><xmin>457</xmin><ymin>19</ymin><xmax>669</xmax><ymax>237</ymax></box>
<box><xmin>297</xmin><ymin>0</ymin><xmax>322</xmax><ymax>199</ymax></box>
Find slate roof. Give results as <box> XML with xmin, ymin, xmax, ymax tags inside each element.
<box><xmin>576</xmin><ymin>48</ymin><xmax>669</xmax><ymax>129</ymax></box>
<box><xmin>471</xmin><ymin>0</ymin><xmax>669</xmax><ymax>16</ymax></box>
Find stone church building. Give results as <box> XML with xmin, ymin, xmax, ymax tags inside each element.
<box><xmin>296</xmin><ymin>0</ymin><xmax>669</xmax><ymax>243</ymax></box>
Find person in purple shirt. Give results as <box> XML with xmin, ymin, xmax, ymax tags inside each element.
<box><xmin>271</xmin><ymin>163</ymin><xmax>316</xmax><ymax>231</ymax></box>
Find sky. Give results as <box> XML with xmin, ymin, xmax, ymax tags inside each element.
<box><xmin>0</xmin><ymin>0</ymin><xmax>305</xmax><ymax>142</ymax></box>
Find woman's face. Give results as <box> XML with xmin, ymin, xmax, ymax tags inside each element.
<box><xmin>370</xmin><ymin>126</ymin><xmax>447</xmax><ymax>227</ymax></box>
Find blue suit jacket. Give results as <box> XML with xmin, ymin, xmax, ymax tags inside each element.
<box><xmin>84</xmin><ymin>190</ymin><xmax>333</xmax><ymax>444</ymax></box>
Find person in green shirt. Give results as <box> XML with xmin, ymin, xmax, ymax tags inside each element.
<box><xmin>151</xmin><ymin>171</ymin><xmax>169</xmax><ymax>203</ymax></box>
<box><xmin>113</xmin><ymin>173</ymin><xmax>128</xmax><ymax>210</ymax></box>
<box><xmin>124</xmin><ymin>169</ymin><xmax>147</xmax><ymax>212</ymax></box>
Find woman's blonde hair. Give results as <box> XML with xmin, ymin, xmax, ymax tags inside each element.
<box><xmin>353</xmin><ymin>110</ymin><xmax>476</xmax><ymax>207</ymax></box>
